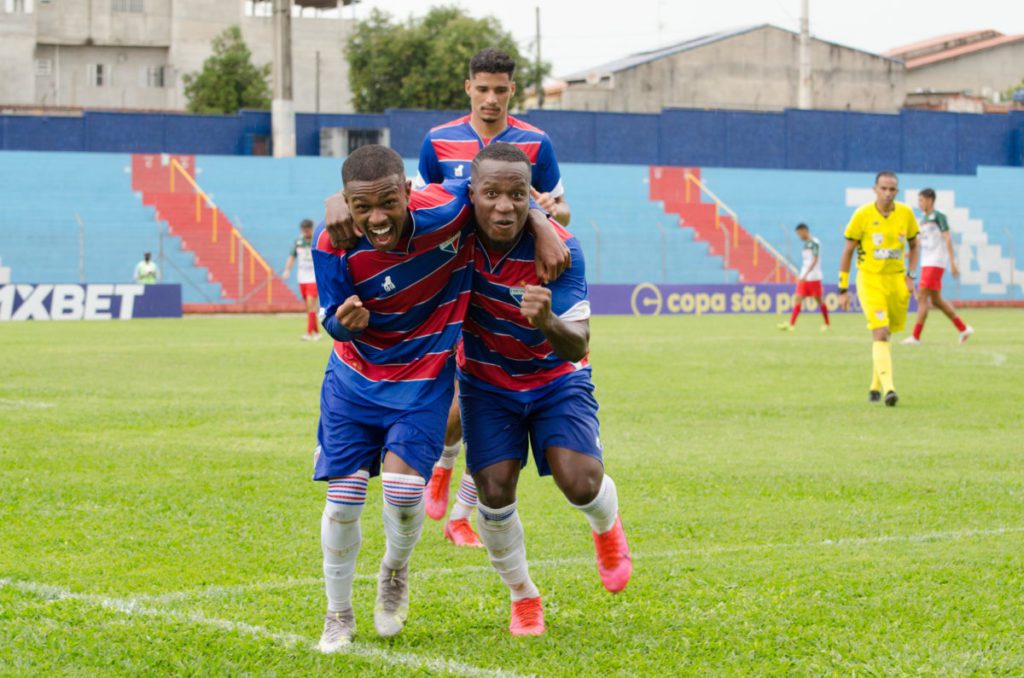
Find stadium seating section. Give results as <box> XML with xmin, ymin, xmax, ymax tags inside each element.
<box><xmin>2</xmin><ymin>150</ymin><xmax>1022</xmax><ymax>301</ymax></box>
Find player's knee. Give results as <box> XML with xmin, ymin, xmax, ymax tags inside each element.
<box><xmin>560</xmin><ymin>465</ymin><xmax>604</xmax><ymax>506</ymax></box>
<box><xmin>474</xmin><ymin>472</ymin><xmax>516</xmax><ymax>508</ymax></box>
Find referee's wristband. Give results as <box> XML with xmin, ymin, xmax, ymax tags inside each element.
<box><xmin>906</xmin><ymin>271</ymin><xmax>916</xmax><ymax>279</ymax></box>
<box><xmin>838</xmin><ymin>271</ymin><xmax>850</xmax><ymax>289</ymax></box>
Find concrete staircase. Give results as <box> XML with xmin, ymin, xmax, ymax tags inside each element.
<box><xmin>649</xmin><ymin>166</ymin><xmax>796</xmax><ymax>284</ymax></box>
<box><xmin>131</xmin><ymin>154</ymin><xmax>298</xmax><ymax>308</ymax></box>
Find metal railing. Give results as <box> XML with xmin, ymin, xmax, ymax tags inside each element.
<box><xmin>682</xmin><ymin>171</ymin><xmax>731</xmax><ymax>268</ymax></box>
<box><xmin>753</xmin><ymin>234</ymin><xmax>799</xmax><ymax>283</ymax></box>
<box><xmin>168</xmin><ymin>157</ymin><xmax>276</xmax><ymax>304</ymax></box>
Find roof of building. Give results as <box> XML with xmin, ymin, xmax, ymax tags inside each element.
<box><xmin>885</xmin><ymin>30</ymin><xmax>1024</xmax><ymax>69</ymax></box>
<box><xmin>561</xmin><ymin>24</ymin><xmax>898</xmax><ymax>82</ymax></box>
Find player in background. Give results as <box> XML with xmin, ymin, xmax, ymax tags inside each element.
<box><xmin>901</xmin><ymin>188</ymin><xmax>973</xmax><ymax>345</ymax></box>
<box><xmin>459</xmin><ymin>143</ymin><xmax>631</xmax><ymax>636</ymax></box>
<box><xmin>778</xmin><ymin>223</ymin><xmax>830</xmax><ymax>332</ymax></box>
<box><xmin>418</xmin><ymin>47</ymin><xmax>572</xmax><ymax>547</ymax></box>
<box><xmin>312</xmin><ymin>145</ymin><xmax>568</xmax><ymax>652</ymax></box>
<box><xmin>133</xmin><ymin>251</ymin><xmax>160</xmax><ymax>285</ymax></box>
<box><xmin>838</xmin><ymin>171</ymin><xmax>919</xmax><ymax>407</ymax></box>
<box><xmin>282</xmin><ymin>219</ymin><xmax>321</xmax><ymax>341</ymax></box>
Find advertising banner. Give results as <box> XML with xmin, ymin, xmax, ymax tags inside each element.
<box><xmin>0</xmin><ymin>284</ymin><xmax>182</xmax><ymax>321</ymax></box>
<box><xmin>589</xmin><ymin>283</ymin><xmax>918</xmax><ymax>316</ymax></box>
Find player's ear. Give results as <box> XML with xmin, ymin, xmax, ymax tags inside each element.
<box><xmin>468</xmin><ymin>182</ymin><xmax>476</xmax><ymax>204</ymax></box>
<box><xmin>404</xmin><ymin>179</ymin><xmax>412</xmax><ymax>200</ymax></box>
<box><xmin>509</xmin><ymin>80</ymin><xmax>516</xmax><ymax>97</ymax></box>
<box><xmin>465</xmin><ymin>79</ymin><xmax>472</xmax><ymax>96</ymax></box>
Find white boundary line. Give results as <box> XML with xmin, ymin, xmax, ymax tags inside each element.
<box><xmin>0</xmin><ymin>578</ymin><xmax>529</xmax><ymax>678</ymax></box>
<box><xmin>0</xmin><ymin>398</ymin><xmax>54</xmax><ymax>409</ymax></box>
<box><xmin>137</xmin><ymin>525</ymin><xmax>1024</xmax><ymax>604</ymax></box>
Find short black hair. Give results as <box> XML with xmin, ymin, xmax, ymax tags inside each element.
<box><xmin>875</xmin><ymin>170</ymin><xmax>898</xmax><ymax>184</ymax></box>
<box><xmin>300</xmin><ymin>219</ymin><xmax>313</xmax><ymax>229</ymax></box>
<box><xmin>471</xmin><ymin>142</ymin><xmax>532</xmax><ymax>179</ymax></box>
<box><xmin>341</xmin><ymin>145</ymin><xmax>405</xmax><ymax>185</ymax></box>
<box><xmin>795</xmin><ymin>223</ymin><xmax>809</xmax><ymax>232</ymax></box>
<box><xmin>919</xmin><ymin>188</ymin><xmax>936</xmax><ymax>200</ymax></box>
<box><xmin>469</xmin><ymin>48</ymin><xmax>516</xmax><ymax>79</ymax></box>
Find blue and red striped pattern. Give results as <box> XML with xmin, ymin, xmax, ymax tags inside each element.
<box><xmin>312</xmin><ymin>180</ymin><xmax>476</xmax><ymax>407</ymax></box>
<box><xmin>416</xmin><ymin>114</ymin><xmax>563</xmax><ymax>197</ymax></box>
<box><xmin>382</xmin><ymin>473</ymin><xmax>426</xmax><ymax>508</ymax></box>
<box><xmin>327</xmin><ymin>472</ymin><xmax>369</xmax><ymax>506</ymax></box>
<box><xmin>458</xmin><ymin>223</ymin><xmax>591</xmax><ymax>401</ymax></box>
<box><xmin>456</xmin><ymin>473</ymin><xmax>478</xmax><ymax>507</ymax></box>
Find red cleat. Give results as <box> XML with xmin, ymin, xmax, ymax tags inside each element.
<box><xmin>593</xmin><ymin>515</ymin><xmax>632</xmax><ymax>593</ymax></box>
<box><xmin>509</xmin><ymin>597</ymin><xmax>545</xmax><ymax>636</ymax></box>
<box><xmin>424</xmin><ymin>466</ymin><xmax>452</xmax><ymax>521</ymax></box>
<box><xmin>443</xmin><ymin>518</ymin><xmax>483</xmax><ymax>548</ymax></box>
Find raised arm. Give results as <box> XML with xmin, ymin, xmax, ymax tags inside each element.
<box><xmin>519</xmin><ymin>285</ymin><xmax>589</xmax><ymax>362</ymax></box>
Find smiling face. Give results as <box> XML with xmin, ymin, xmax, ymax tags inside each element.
<box><xmin>343</xmin><ymin>174</ymin><xmax>410</xmax><ymax>251</ymax></box>
<box><xmin>470</xmin><ymin>158</ymin><xmax>532</xmax><ymax>252</ymax></box>
<box><xmin>465</xmin><ymin>72</ymin><xmax>515</xmax><ymax>127</ymax></box>
<box><xmin>874</xmin><ymin>174</ymin><xmax>899</xmax><ymax>211</ymax></box>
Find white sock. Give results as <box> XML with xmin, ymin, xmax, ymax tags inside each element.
<box><xmin>477</xmin><ymin>502</ymin><xmax>540</xmax><ymax>601</ymax></box>
<box><xmin>572</xmin><ymin>474</ymin><xmax>619</xmax><ymax>534</ymax></box>
<box><xmin>381</xmin><ymin>472</ymin><xmax>426</xmax><ymax>570</ymax></box>
<box><xmin>449</xmin><ymin>472</ymin><xmax>477</xmax><ymax>522</ymax></box>
<box><xmin>322</xmin><ymin>471</ymin><xmax>369</xmax><ymax>613</ymax></box>
<box><xmin>436</xmin><ymin>442</ymin><xmax>461</xmax><ymax>471</ymax></box>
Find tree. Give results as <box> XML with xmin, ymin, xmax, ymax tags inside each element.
<box><xmin>346</xmin><ymin>6</ymin><xmax>552</xmax><ymax>113</ymax></box>
<box><xmin>182</xmin><ymin>26</ymin><xmax>271</xmax><ymax>115</ymax></box>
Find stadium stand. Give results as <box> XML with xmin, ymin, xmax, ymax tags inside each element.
<box><xmin>0</xmin><ymin>151</ymin><xmax>223</xmax><ymax>303</ymax></box>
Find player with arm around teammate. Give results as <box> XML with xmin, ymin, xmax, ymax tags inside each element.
<box><xmin>310</xmin><ymin>145</ymin><xmax>569</xmax><ymax>652</ymax></box>
<box><xmin>778</xmin><ymin>223</ymin><xmax>830</xmax><ymax>332</ymax></box>
<box><xmin>458</xmin><ymin>143</ymin><xmax>631</xmax><ymax>636</ymax></box>
<box><xmin>838</xmin><ymin>171</ymin><xmax>919</xmax><ymax>407</ymax></box>
<box><xmin>282</xmin><ymin>218</ymin><xmax>321</xmax><ymax>341</ymax></box>
<box><xmin>901</xmin><ymin>188</ymin><xmax>973</xmax><ymax>345</ymax></box>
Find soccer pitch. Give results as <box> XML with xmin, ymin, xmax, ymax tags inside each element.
<box><xmin>2</xmin><ymin>311</ymin><xmax>1022</xmax><ymax>676</ymax></box>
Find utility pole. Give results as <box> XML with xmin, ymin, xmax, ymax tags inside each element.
<box><xmin>798</xmin><ymin>0</ymin><xmax>812</xmax><ymax>109</ymax></box>
<box><xmin>272</xmin><ymin>0</ymin><xmax>296</xmax><ymax>157</ymax></box>
<box><xmin>535</xmin><ymin>6</ymin><xmax>544</xmax><ymax>109</ymax></box>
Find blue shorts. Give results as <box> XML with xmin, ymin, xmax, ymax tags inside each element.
<box><xmin>313</xmin><ymin>368</ymin><xmax>452</xmax><ymax>482</ymax></box>
<box><xmin>460</xmin><ymin>372</ymin><xmax>603</xmax><ymax>477</ymax></box>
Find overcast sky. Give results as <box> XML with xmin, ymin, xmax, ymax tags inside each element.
<box><xmin>350</xmin><ymin>0</ymin><xmax>1024</xmax><ymax>79</ymax></box>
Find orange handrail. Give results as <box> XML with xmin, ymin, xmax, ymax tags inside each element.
<box><xmin>169</xmin><ymin>158</ymin><xmax>275</xmax><ymax>303</ymax></box>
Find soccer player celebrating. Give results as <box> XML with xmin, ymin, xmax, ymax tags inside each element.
<box><xmin>459</xmin><ymin>143</ymin><xmax>631</xmax><ymax>636</ymax></box>
<box><xmin>778</xmin><ymin>223</ymin><xmax>830</xmax><ymax>331</ymax></box>
<box><xmin>311</xmin><ymin>145</ymin><xmax>567</xmax><ymax>652</ymax></box>
<box><xmin>838</xmin><ymin>171</ymin><xmax>920</xmax><ymax>406</ymax></box>
<box><xmin>418</xmin><ymin>48</ymin><xmax>572</xmax><ymax>546</ymax></box>
<box><xmin>901</xmin><ymin>188</ymin><xmax>973</xmax><ymax>345</ymax></box>
<box><xmin>282</xmin><ymin>218</ymin><xmax>321</xmax><ymax>341</ymax></box>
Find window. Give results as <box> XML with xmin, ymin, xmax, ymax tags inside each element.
<box><xmin>111</xmin><ymin>0</ymin><xmax>143</xmax><ymax>12</ymax></box>
<box><xmin>35</xmin><ymin>59</ymin><xmax>52</xmax><ymax>76</ymax></box>
<box><xmin>244</xmin><ymin>0</ymin><xmax>272</xmax><ymax>17</ymax></box>
<box><xmin>87</xmin><ymin>63</ymin><xmax>109</xmax><ymax>87</ymax></box>
<box><xmin>144</xmin><ymin>65</ymin><xmax>166</xmax><ymax>88</ymax></box>
<box><xmin>4</xmin><ymin>0</ymin><xmax>34</xmax><ymax>13</ymax></box>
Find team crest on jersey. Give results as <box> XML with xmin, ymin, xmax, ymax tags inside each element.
<box><xmin>382</xmin><ymin>275</ymin><xmax>396</xmax><ymax>293</ymax></box>
<box><xmin>875</xmin><ymin>310</ymin><xmax>885</xmax><ymax>320</ymax></box>
<box><xmin>509</xmin><ymin>286</ymin><xmax>526</xmax><ymax>305</ymax></box>
<box><xmin>455</xmin><ymin>164</ymin><xmax>465</xmax><ymax>177</ymax></box>
<box><xmin>439</xmin><ymin>232</ymin><xmax>460</xmax><ymax>254</ymax></box>
<box><xmin>872</xmin><ymin>233</ymin><xmax>884</xmax><ymax>246</ymax></box>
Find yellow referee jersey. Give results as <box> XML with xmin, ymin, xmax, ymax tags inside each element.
<box><xmin>844</xmin><ymin>201</ymin><xmax>919</xmax><ymax>276</ymax></box>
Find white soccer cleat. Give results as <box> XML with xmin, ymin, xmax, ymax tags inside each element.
<box><xmin>317</xmin><ymin>609</ymin><xmax>355</xmax><ymax>653</ymax></box>
<box><xmin>301</xmin><ymin>333</ymin><xmax>313</xmax><ymax>341</ymax></box>
<box><xmin>374</xmin><ymin>562</ymin><xmax>409</xmax><ymax>638</ymax></box>
<box><xmin>959</xmin><ymin>325</ymin><xmax>974</xmax><ymax>345</ymax></box>
<box><xmin>900</xmin><ymin>336</ymin><xmax>920</xmax><ymax>345</ymax></box>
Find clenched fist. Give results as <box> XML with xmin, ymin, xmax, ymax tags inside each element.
<box><xmin>519</xmin><ymin>285</ymin><xmax>553</xmax><ymax>328</ymax></box>
<box><xmin>324</xmin><ymin>191</ymin><xmax>360</xmax><ymax>250</ymax></box>
<box><xmin>336</xmin><ymin>295</ymin><xmax>369</xmax><ymax>333</ymax></box>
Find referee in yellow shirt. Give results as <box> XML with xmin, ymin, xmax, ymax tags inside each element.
<box><xmin>838</xmin><ymin>171</ymin><xmax>920</xmax><ymax>407</ymax></box>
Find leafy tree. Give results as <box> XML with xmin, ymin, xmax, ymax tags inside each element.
<box><xmin>183</xmin><ymin>26</ymin><xmax>271</xmax><ymax>114</ymax></box>
<box><xmin>347</xmin><ymin>6</ymin><xmax>552</xmax><ymax>113</ymax></box>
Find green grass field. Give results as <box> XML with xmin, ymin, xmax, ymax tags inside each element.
<box><xmin>2</xmin><ymin>311</ymin><xmax>1022</xmax><ymax>676</ymax></box>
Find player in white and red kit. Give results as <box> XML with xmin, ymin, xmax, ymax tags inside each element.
<box><xmin>282</xmin><ymin>219</ymin><xmax>321</xmax><ymax>341</ymax></box>
<box><xmin>779</xmin><ymin>223</ymin><xmax>830</xmax><ymax>331</ymax></box>
<box><xmin>902</xmin><ymin>188</ymin><xmax>973</xmax><ymax>345</ymax></box>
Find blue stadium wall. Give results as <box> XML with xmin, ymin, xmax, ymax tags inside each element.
<box><xmin>2</xmin><ymin>107</ymin><xmax>1024</xmax><ymax>174</ymax></box>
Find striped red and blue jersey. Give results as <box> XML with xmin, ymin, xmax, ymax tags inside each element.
<box><xmin>312</xmin><ymin>179</ymin><xmax>475</xmax><ymax>407</ymax></box>
<box><xmin>457</xmin><ymin>222</ymin><xmax>590</xmax><ymax>402</ymax></box>
<box><xmin>416</xmin><ymin>114</ymin><xmax>564</xmax><ymax>198</ymax></box>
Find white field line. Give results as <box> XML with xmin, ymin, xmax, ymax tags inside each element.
<box><xmin>0</xmin><ymin>398</ymin><xmax>53</xmax><ymax>409</ymax></box>
<box><xmin>0</xmin><ymin>578</ymin><xmax>529</xmax><ymax>678</ymax></box>
<box><xmin>139</xmin><ymin>525</ymin><xmax>1024</xmax><ymax>604</ymax></box>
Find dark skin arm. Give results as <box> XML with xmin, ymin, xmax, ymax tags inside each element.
<box><xmin>527</xmin><ymin>210</ymin><xmax>571</xmax><ymax>282</ymax></box>
<box><xmin>519</xmin><ymin>285</ymin><xmax>589</xmax><ymax>362</ymax></box>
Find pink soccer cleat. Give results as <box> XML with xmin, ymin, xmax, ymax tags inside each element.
<box><xmin>424</xmin><ymin>466</ymin><xmax>452</xmax><ymax>520</ymax></box>
<box><xmin>593</xmin><ymin>515</ymin><xmax>632</xmax><ymax>593</ymax></box>
<box><xmin>443</xmin><ymin>518</ymin><xmax>483</xmax><ymax>548</ymax></box>
<box><xmin>509</xmin><ymin>597</ymin><xmax>545</xmax><ymax>636</ymax></box>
